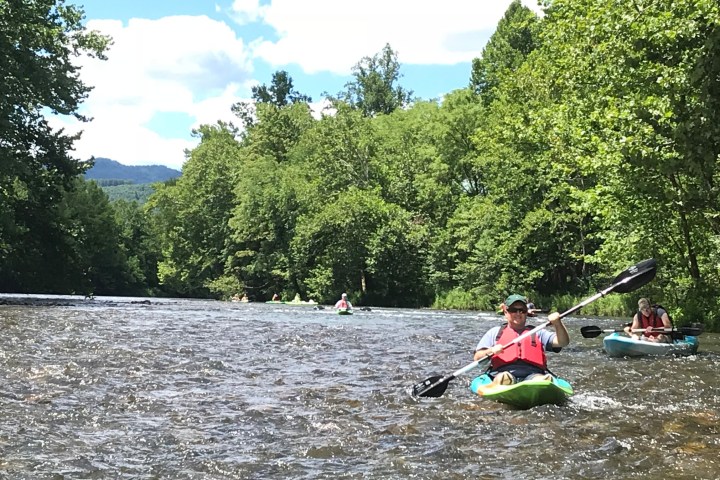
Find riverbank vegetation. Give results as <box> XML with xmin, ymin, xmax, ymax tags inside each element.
<box><xmin>2</xmin><ymin>0</ymin><xmax>719</xmax><ymax>329</ymax></box>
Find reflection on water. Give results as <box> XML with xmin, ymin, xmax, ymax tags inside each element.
<box><xmin>0</xmin><ymin>297</ymin><xmax>719</xmax><ymax>479</ymax></box>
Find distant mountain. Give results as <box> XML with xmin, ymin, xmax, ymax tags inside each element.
<box><xmin>85</xmin><ymin>157</ymin><xmax>181</xmax><ymax>184</ymax></box>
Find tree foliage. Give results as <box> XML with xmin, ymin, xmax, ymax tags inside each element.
<box><xmin>337</xmin><ymin>43</ymin><xmax>414</xmax><ymax>117</ymax></box>
<box><xmin>231</xmin><ymin>69</ymin><xmax>312</xmax><ymax>131</ymax></box>
<box><xmin>6</xmin><ymin>1</ymin><xmax>720</xmax><ymax>329</ymax></box>
<box><xmin>0</xmin><ymin>0</ymin><xmax>111</xmax><ymax>293</ymax></box>
<box><xmin>470</xmin><ymin>0</ymin><xmax>540</xmax><ymax>104</ymax></box>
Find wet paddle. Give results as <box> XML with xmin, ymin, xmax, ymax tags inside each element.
<box><xmin>411</xmin><ymin>258</ymin><xmax>658</xmax><ymax>398</ymax></box>
<box><xmin>580</xmin><ymin>325</ymin><xmax>704</xmax><ymax>338</ymax></box>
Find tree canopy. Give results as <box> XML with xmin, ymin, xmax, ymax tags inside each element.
<box><xmin>4</xmin><ymin>0</ymin><xmax>720</xmax><ymax>329</ymax></box>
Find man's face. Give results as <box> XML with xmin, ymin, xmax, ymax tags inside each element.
<box><xmin>505</xmin><ymin>301</ymin><xmax>528</xmax><ymax>326</ymax></box>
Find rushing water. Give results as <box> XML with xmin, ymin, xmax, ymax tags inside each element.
<box><xmin>0</xmin><ymin>295</ymin><xmax>719</xmax><ymax>479</ymax></box>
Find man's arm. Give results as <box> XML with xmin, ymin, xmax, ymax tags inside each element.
<box><xmin>473</xmin><ymin>327</ymin><xmax>501</xmax><ymax>361</ymax></box>
<box><xmin>548</xmin><ymin>312</ymin><xmax>570</xmax><ymax>348</ymax></box>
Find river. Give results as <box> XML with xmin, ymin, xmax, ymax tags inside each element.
<box><xmin>0</xmin><ymin>295</ymin><xmax>718</xmax><ymax>479</ymax></box>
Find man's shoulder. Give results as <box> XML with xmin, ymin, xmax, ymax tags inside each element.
<box><xmin>533</xmin><ymin>326</ymin><xmax>555</xmax><ymax>339</ymax></box>
<box><xmin>480</xmin><ymin>325</ymin><xmax>502</xmax><ymax>339</ymax></box>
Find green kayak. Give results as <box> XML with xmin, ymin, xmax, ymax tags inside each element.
<box><xmin>469</xmin><ymin>373</ymin><xmax>573</xmax><ymax>409</ymax></box>
<box><xmin>337</xmin><ymin>308</ymin><xmax>353</xmax><ymax>315</ymax></box>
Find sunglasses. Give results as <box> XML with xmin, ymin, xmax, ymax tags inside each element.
<box><xmin>507</xmin><ymin>307</ymin><xmax>528</xmax><ymax>314</ymax></box>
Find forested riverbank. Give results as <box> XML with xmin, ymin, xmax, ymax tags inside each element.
<box><xmin>2</xmin><ymin>1</ymin><xmax>719</xmax><ymax>329</ymax></box>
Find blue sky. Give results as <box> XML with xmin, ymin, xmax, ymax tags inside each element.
<box><xmin>53</xmin><ymin>0</ymin><xmax>544</xmax><ymax>170</ymax></box>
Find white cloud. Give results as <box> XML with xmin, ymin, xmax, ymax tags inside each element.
<box><xmin>48</xmin><ymin>1</ymin><xmax>545</xmax><ymax>170</ymax></box>
<box><xmin>51</xmin><ymin>15</ymin><xmax>255</xmax><ymax>170</ymax></box>
<box><xmin>229</xmin><ymin>0</ymin><xmax>268</xmax><ymax>24</ymax></box>
<box><xmin>244</xmin><ymin>0</ymin><xmax>544</xmax><ymax>74</ymax></box>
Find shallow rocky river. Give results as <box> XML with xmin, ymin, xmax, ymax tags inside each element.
<box><xmin>0</xmin><ymin>295</ymin><xmax>718</xmax><ymax>479</ymax></box>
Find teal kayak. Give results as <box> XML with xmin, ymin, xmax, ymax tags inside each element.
<box><xmin>469</xmin><ymin>373</ymin><xmax>573</xmax><ymax>409</ymax></box>
<box><xmin>603</xmin><ymin>332</ymin><xmax>699</xmax><ymax>357</ymax></box>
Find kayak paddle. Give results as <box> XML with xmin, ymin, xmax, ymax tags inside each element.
<box><xmin>580</xmin><ymin>325</ymin><xmax>704</xmax><ymax>338</ymax></box>
<box><xmin>411</xmin><ymin>258</ymin><xmax>658</xmax><ymax>398</ymax></box>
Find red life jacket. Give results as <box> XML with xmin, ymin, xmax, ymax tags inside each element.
<box><xmin>337</xmin><ymin>300</ymin><xmax>348</xmax><ymax>309</ymax></box>
<box><xmin>491</xmin><ymin>323</ymin><xmax>547</xmax><ymax>370</ymax></box>
<box><xmin>638</xmin><ymin>308</ymin><xmax>665</xmax><ymax>338</ymax></box>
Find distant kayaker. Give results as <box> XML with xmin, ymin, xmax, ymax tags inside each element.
<box><xmin>625</xmin><ymin>298</ymin><xmax>672</xmax><ymax>343</ymax></box>
<box><xmin>526</xmin><ymin>298</ymin><xmax>537</xmax><ymax>317</ymax></box>
<box><xmin>271</xmin><ymin>293</ymin><xmax>280</xmax><ymax>301</ymax></box>
<box><xmin>334</xmin><ymin>293</ymin><xmax>353</xmax><ymax>310</ymax></box>
<box><xmin>473</xmin><ymin>294</ymin><xmax>569</xmax><ymax>386</ymax></box>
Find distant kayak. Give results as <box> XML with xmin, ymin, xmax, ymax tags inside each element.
<box><xmin>337</xmin><ymin>308</ymin><xmax>353</xmax><ymax>315</ymax></box>
<box><xmin>603</xmin><ymin>332</ymin><xmax>699</xmax><ymax>357</ymax></box>
<box><xmin>282</xmin><ymin>300</ymin><xmax>317</xmax><ymax>306</ymax></box>
<box><xmin>469</xmin><ymin>374</ymin><xmax>573</xmax><ymax>410</ymax></box>
<box><xmin>265</xmin><ymin>300</ymin><xmax>317</xmax><ymax>306</ymax></box>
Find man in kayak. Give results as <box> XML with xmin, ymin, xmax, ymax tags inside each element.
<box><xmin>334</xmin><ymin>293</ymin><xmax>353</xmax><ymax>310</ymax></box>
<box><xmin>624</xmin><ymin>298</ymin><xmax>672</xmax><ymax>343</ymax></box>
<box><xmin>473</xmin><ymin>294</ymin><xmax>569</xmax><ymax>386</ymax></box>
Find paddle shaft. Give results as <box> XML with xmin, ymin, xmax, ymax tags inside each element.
<box><xmin>417</xmin><ymin>316</ymin><xmax>560</xmax><ymax>395</ymax></box>
<box><xmin>581</xmin><ymin>325</ymin><xmax>703</xmax><ymax>338</ymax></box>
<box><xmin>630</xmin><ymin>327</ymin><xmax>673</xmax><ymax>333</ymax></box>
<box><xmin>628</xmin><ymin>326</ymin><xmax>703</xmax><ymax>336</ymax></box>
<box><xmin>487</xmin><ymin>280</ymin><xmax>627</xmax><ymax>356</ymax></box>
<box><xmin>594</xmin><ymin>327</ymin><xmax>675</xmax><ymax>334</ymax></box>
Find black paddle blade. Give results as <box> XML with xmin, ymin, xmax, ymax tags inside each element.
<box><xmin>680</xmin><ymin>326</ymin><xmax>704</xmax><ymax>336</ymax></box>
<box><xmin>580</xmin><ymin>326</ymin><xmax>604</xmax><ymax>338</ymax></box>
<box><xmin>412</xmin><ymin>375</ymin><xmax>450</xmax><ymax>398</ymax></box>
<box><xmin>612</xmin><ymin>258</ymin><xmax>657</xmax><ymax>294</ymax></box>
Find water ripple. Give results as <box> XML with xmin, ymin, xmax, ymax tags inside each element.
<box><xmin>0</xmin><ymin>300</ymin><xmax>719</xmax><ymax>478</ymax></box>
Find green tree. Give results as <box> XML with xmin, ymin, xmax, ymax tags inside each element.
<box><xmin>61</xmin><ymin>179</ymin><xmax>135</xmax><ymax>295</ymax></box>
<box><xmin>232</xmin><ymin>70</ymin><xmax>312</xmax><ymax>131</ymax></box>
<box><xmin>251</xmin><ymin>70</ymin><xmax>312</xmax><ymax>106</ymax></box>
<box><xmin>470</xmin><ymin>0</ymin><xmax>540</xmax><ymax>104</ymax></box>
<box><xmin>338</xmin><ymin>43</ymin><xmax>414</xmax><ymax>117</ymax></box>
<box><xmin>0</xmin><ymin>0</ymin><xmax>110</xmax><ymax>292</ymax></box>
<box><xmin>291</xmin><ymin>188</ymin><xmax>431</xmax><ymax>306</ymax></box>
<box><xmin>114</xmin><ymin>199</ymin><xmax>163</xmax><ymax>295</ymax></box>
<box><xmin>225</xmin><ymin>154</ymin><xmax>300</xmax><ymax>299</ymax></box>
<box><xmin>290</xmin><ymin>103</ymin><xmax>375</xmax><ymax>195</ymax></box>
<box><xmin>148</xmin><ymin>123</ymin><xmax>241</xmax><ymax>297</ymax></box>
<box><xmin>529</xmin><ymin>0</ymin><xmax>720</xmax><ymax>323</ymax></box>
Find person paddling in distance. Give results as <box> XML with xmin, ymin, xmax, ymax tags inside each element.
<box><xmin>526</xmin><ymin>298</ymin><xmax>537</xmax><ymax>317</ymax></box>
<box><xmin>334</xmin><ymin>292</ymin><xmax>353</xmax><ymax>311</ymax></box>
<box><xmin>473</xmin><ymin>294</ymin><xmax>570</xmax><ymax>386</ymax></box>
<box><xmin>624</xmin><ymin>298</ymin><xmax>672</xmax><ymax>343</ymax></box>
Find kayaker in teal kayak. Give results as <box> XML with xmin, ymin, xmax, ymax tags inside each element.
<box><xmin>473</xmin><ymin>294</ymin><xmax>569</xmax><ymax>386</ymax></box>
<box><xmin>334</xmin><ymin>293</ymin><xmax>353</xmax><ymax>311</ymax></box>
<box><xmin>624</xmin><ymin>297</ymin><xmax>672</xmax><ymax>343</ymax></box>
